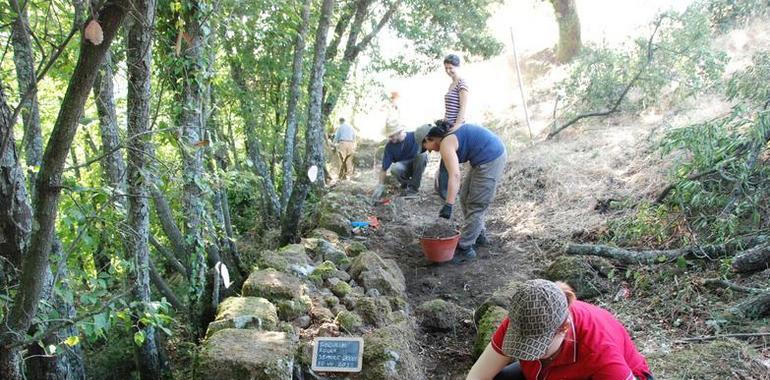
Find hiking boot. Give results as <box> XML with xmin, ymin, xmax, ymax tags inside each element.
<box><xmin>451</xmin><ymin>245</ymin><xmax>477</xmax><ymax>264</ymax></box>
<box><xmin>474</xmin><ymin>230</ymin><xmax>488</xmax><ymax>247</ymax></box>
<box><xmin>402</xmin><ymin>186</ymin><xmax>418</xmax><ymax>196</ymax></box>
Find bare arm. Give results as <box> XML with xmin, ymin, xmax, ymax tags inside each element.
<box><xmin>466</xmin><ymin>343</ymin><xmax>512</xmax><ymax>380</ymax></box>
<box><xmin>440</xmin><ymin>135</ymin><xmax>461</xmax><ymax>205</ymax></box>
<box><xmin>378</xmin><ymin>169</ymin><xmax>386</xmax><ymax>184</ymax></box>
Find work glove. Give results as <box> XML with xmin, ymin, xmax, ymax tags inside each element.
<box><xmin>371</xmin><ymin>184</ymin><xmax>385</xmax><ymax>201</ymax></box>
<box><xmin>438</xmin><ymin>203</ymin><xmax>453</xmax><ymax>219</ymax></box>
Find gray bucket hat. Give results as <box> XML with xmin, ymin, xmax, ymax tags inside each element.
<box><xmin>501</xmin><ymin>279</ymin><xmax>568</xmax><ymax>360</ymax></box>
<box><xmin>413</xmin><ymin>124</ymin><xmax>432</xmax><ymax>152</ymax></box>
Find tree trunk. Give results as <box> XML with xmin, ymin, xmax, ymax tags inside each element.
<box><xmin>549</xmin><ymin>0</ymin><xmax>582</xmax><ymax>63</ymax></box>
<box><xmin>0</xmin><ymin>87</ymin><xmax>32</xmax><ymax>277</ymax></box>
<box><xmin>151</xmin><ymin>188</ymin><xmax>190</xmax><ymax>272</ymax></box>
<box><xmin>731</xmin><ymin>244</ymin><xmax>770</xmax><ymax>274</ymax></box>
<box><xmin>125</xmin><ymin>0</ymin><xmax>162</xmax><ymax>377</ymax></box>
<box><xmin>0</xmin><ymin>3</ymin><xmax>128</xmax><ymax>378</ymax></box>
<box><xmin>228</xmin><ymin>61</ymin><xmax>282</xmax><ymax>220</ymax></box>
<box><xmin>281</xmin><ymin>0</ymin><xmax>312</xmax><ymax>212</ymax></box>
<box><xmin>93</xmin><ymin>50</ymin><xmax>126</xmax><ymax>193</ymax></box>
<box><xmin>281</xmin><ymin>0</ymin><xmax>335</xmax><ymax>244</ymax></box>
<box><xmin>730</xmin><ymin>291</ymin><xmax>770</xmax><ymax>320</ymax></box>
<box><xmin>9</xmin><ymin>0</ymin><xmax>43</xmax><ymax>184</ymax></box>
<box><xmin>321</xmin><ymin>0</ymin><xmax>398</xmax><ymax>120</ymax></box>
<box><xmin>26</xmin><ymin>241</ymin><xmax>85</xmax><ymax>380</ymax></box>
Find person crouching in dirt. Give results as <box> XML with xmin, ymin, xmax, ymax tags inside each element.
<box><xmin>371</xmin><ymin>122</ymin><xmax>431</xmax><ymax>200</ymax></box>
<box><xmin>466</xmin><ymin>279</ymin><xmax>653</xmax><ymax>380</ymax></box>
<box><xmin>421</xmin><ymin>120</ymin><xmax>506</xmax><ymax>263</ymax></box>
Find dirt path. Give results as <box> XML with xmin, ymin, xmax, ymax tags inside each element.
<box><xmin>336</xmin><ymin>153</ymin><xmax>541</xmax><ymax>379</ymax></box>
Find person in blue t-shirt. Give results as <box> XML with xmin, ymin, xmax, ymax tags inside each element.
<box><xmin>421</xmin><ymin>120</ymin><xmax>507</xmax><ymax>263</ymax></box>
<box><xmin>371</xmin><ymin>122</ymin><xmax>432</xmax><ymax>200</ymax></box>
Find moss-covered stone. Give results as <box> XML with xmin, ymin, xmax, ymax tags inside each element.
<box><xmin>415</xmin><ymin>299</ymin><xmax>472</xmax><ymax>332</ymax></box>
<box><xmin>354</xmin><ymin>296</ymin><xmax>393</xmax><ymax>327</ymax></box>
<box><xmin>323</xmin><ymin>295</ymin><xmax>339</xmax><ymax>308</ymax></box>
<box><xmin>198</xmin><ymin>329</ymin><xmax>294</xmax><ymax>380</ymax></box>
<box><xmin>205</xmin><ymin>297</ymin><xmax>278</xmax><ymax>338</ymax></box>
<box><xmin>543</xmin><ymin>256</ymin><xmax>613</xmax><ymax>299</ymax></box>
<box><xmin>256</xmin><ymin>244</ymin><xmax>311</xmax><ymax>274</ymax></box>
<box><xmin>308</xmin><ymin>260</ymin><xmax>337</xmax><ymax>283</ymax></box>
<box><xmin>274</xmin><ymin>295</ymin><xmax>311</xmax><ymax>321</ymax></box>
<box><xmin>331</xmin><ymin>281</ymin><xmax>353</xmax><ymax>298</ymax></box>
<box><xmin>388</xmin><ymin>297</ymin><xmax>408</xmax><ymax>312</ymax></box>
<box><xmin>307</xmin><ymin>229</ymin><xmax>340</xmax><ymax>244</ymax></box>
<box><xmin>474</xmin><ymin>280</ymin><xmax>524</xmax><ymax>326</ymax></box>
<box><xmin>242</xmin><ymin>269</ymin><xmax>306</xmax><ymax>300</ymax></box>
<box><xmin>335</xmin><ymin>310</ymin><xmax>364</xmax><ymax>333</ymax></box>
<box><xmin>318</xmin><ymin>212</ymin><xmax>351</xmax><ymax>237</ymax></box>
<box><xmin>350</xmin><ymin>320</ymin><xmax>424</xmax><ymax>380</ymax></box>
<box><xmin>349</xmin><ymin>251</ymin><xmax>406</xmax><ymax>297</ymax></box>
<box><xmin>473</xmin><ymin>305</ymin><xmax>507</xmax><ymax>359</ymax></box>
<box><xmin>346</xmin><ymin>241</ymin><xmax>368</xmax><ymax>258</ymax></box>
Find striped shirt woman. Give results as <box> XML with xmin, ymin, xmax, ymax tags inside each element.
<box><xmin>443</xmin><ymin>54</ymin><xmax>469</xmax><ymax>129</ymax></box>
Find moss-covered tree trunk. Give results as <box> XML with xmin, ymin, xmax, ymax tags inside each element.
<box><xmin>549</xmin><ymin>0</ymin><xmax>582</xmax><ymax>63</ymax></box>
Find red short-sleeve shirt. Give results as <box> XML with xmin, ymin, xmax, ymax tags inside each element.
<box><xmin>491</xmin><ymin>301</ymin><xmax>650</xmax><ymax>380</ymax></box>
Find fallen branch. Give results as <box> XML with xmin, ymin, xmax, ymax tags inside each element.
<box><xmin>674</xmin><ymin>332</ymin><xmax>770</xmax><ymax>343</ymax></box>
<box><xmin>701</xmin><ymin>278</ymin><xmax>766</xmax><ymax>294</ymax></box>
<box><xmin>547</xmin><ymin>17</ymin><xmax>662</xmax><ymax>139</ymax></box>
<box><xmin>565</xmin><ymin>235</ymin><xmax>768</xmax><ymax>265</ymax></box>
<box><xmin>731</xmin><ymin>244</ymin><xmax>770</xmax><ymax>274</ymax></box>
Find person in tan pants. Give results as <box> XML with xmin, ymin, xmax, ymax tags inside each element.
<box><xmin>333</xmin><ymin>117</ymin><xmax>357</xmax><ymax>179</ymax></box>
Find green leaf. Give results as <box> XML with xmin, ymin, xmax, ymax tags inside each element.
<box><xmin>676</xmin><ymin>256</ymin><xmax>688</xmax><ymax>270</ymax></box>
<box><xmin>134</xmin><ymin>331</ymin><xmax>146</xmax><ymax>346</ymax></box>
<box><xmin>63</xmin><ymin>335</ymin><xmax>80</xmax><ymax>347</ymax></box>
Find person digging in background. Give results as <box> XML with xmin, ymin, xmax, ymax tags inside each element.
<box><xmin>466</xmin><ymin>279</ymin><xmax>652</xmax><ymax>380</ymax></box>
<box><xmin>421</xmin><ymin>119</ymin><xmax>506</xmax><ymax>263</ymax></box>
<box><xmin>371</xmin><ymin>122</ymin><xmax>431</xmax><ymax>200</ymax></box>
<box><xmin>333</xmin><ymin>117</ymin><xmax>357</xmax><ymax>179</ymax></box>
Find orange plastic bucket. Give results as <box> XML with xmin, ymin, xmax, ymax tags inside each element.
<box><xmin>419</xmin><ymin>232</ymin><xmax>460</xmax><ymax>263</ymax></box>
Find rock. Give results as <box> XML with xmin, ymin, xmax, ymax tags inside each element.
<box><xmin>352</xmin><ymin>286</ymin><xmax>366</xmax><ymax>296</ymax></box>
<box><xmin>327</xmin><ymin>277</ymin><xmax>341</xmax><ymax>287</ymax></box>
<box><xmin>307</xmin><ymin>229</ymin><xmax>340</xmax><ymax>244</ymax></box>
<box><xmin>332</xmin><ymin>269</ymin><xmax>351</xmax><ymax>282</ymax></box>
<box><xmin>317</xmin><ymin>322</ymin><xmax>339</xmax><ymax>337</ymax></box>
<box><xmin>366</xmin><ymin>288</ymin><xmax>381</xmax><ymax>298</ymax></box>
<box><xmin>309</xmin><ymin>261</ymin><xmax>337</xmax><ymax>283</ymax></box>
<box><xmin>274</xmin><ymin>296</ymin><xmax>311</xmax><ymax>321</ymax></box>
<box><xmin>351</xmin><ymin>320</ymin><xmax>424</xmax><ymax>380</ymax></box>
<box><xmin>335</xmin><ymin>310</ymin><xmax>364</xmax><ymax>333</ymax></box>
<box><xmin>242</xmin><ymin>269</ymin><xmax>306</xmax><ymax>300</ymax></box>
<box><xmin>346</xmin><ymin>241</ymin><xmax>368</xmax><ymax>258</ymax></box>
<box><xmin>323</xmin><ymin>295</ymin><xmax>339</xmax><ymax>308</ymax></box>
<box><xmin>293</xmin><ymin>316</ymin><xmax>311</xmax><ymax>329</ymax></box>
<box><xmin>257</xmin><ymin>244</ymin><xmax>311</xmax><ymax>273</ymax></box>
<box><xmin>331</xmin><ymin>304</ymin><xmax>347</xmax><ymax>316</ymax></box>
<box><xmin>310</xmin><ymin>305</ymin><xmax>335</xmax><ymax>323</ymax></box>
<box><xmin>415</xmin><ymin>299</ymin><xmax>472</xmax><ymax>332</ymax></box>
<box><xmin>473</xmin><ymin>305</ymin><xmax>507</xmax><ymax>359</ymax></box>
<box><xmin>543</xmin><ymin>256</ymin><xmax>613</xmax><ymax>299</ymax></box>
<box><xmin>331</xmin><ymin>281</ymin><xmax>353</xmax><ymax>298</ymax></box>
<box><xmin>341</xmin><ymin>294</ymin><xmax>360</xmax><ymax>309</ymax></box>
<box><xmin>354</xmin><ymin>296</ymin><xmax>393</xmax><ymax>327</ymax></box>
<box><xmin>205</xmin><ymin>297</ymin><xmax>278</xmax><ymax>338</ymax></box>
<box><xmin>388</xmin><ymin>297</ymin><xmax>408</xmax><ymax>312</ymax></box>
<box><xmin>474</xmin><ymin>280</ymin><xmax>524</xmax><ymax>326</ymax></box>
<box><xmin>315</xmin><ymin>240</ymin><xmax>350</xmax><ymax>268</ymax></box>
<box><xmin>318</xmin><ymin>212</ymin><xmax>351</xmax><ymax>237</ymax></box>
<box><xmin>198</xmin><ymin>329</ymin><xmax>295</xmax><ymax>380</ymax></box>
<box><xmin>349</xmin><ymin>252</ymin><xmax>407</xmax><ymax>297</ymax></box>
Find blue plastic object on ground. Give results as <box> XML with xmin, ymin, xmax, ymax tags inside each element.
<box><xmin>351</xmin><ymin>221</ymin><xmax>370</xmax><ymax>228</ymax></box>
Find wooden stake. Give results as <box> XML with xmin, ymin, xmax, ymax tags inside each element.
<box><xmin>510</xmin><ymin>27</ymin><xmax>533</xmax><ymax>143</ymax></box>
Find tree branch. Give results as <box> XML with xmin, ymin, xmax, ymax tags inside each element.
<box><xmin>547</xmin><ymin>17</ymin><xmax>663</xmax><ymax>139</ymax></box>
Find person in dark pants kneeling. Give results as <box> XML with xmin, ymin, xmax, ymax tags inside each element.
<box><xmin>467</xmin><ymin>279</ymin><xmax>653</xmax><ymax>380</ymax></box>
<box><xmin>371</xmin><ymin>122</ymin><xmax>431</xmax><ymax>200</ymax></box>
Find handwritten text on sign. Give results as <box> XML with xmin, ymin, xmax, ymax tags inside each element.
<box><xmin>311</xmin><ymin>337</ymin><xmax>364</xmax><ymax>372</ymax></box>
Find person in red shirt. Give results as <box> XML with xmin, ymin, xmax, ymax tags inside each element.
<box><xmin>467</xmin><ymin>279</ymin><xmax>652</xmax><ymax>380</ymax></box>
